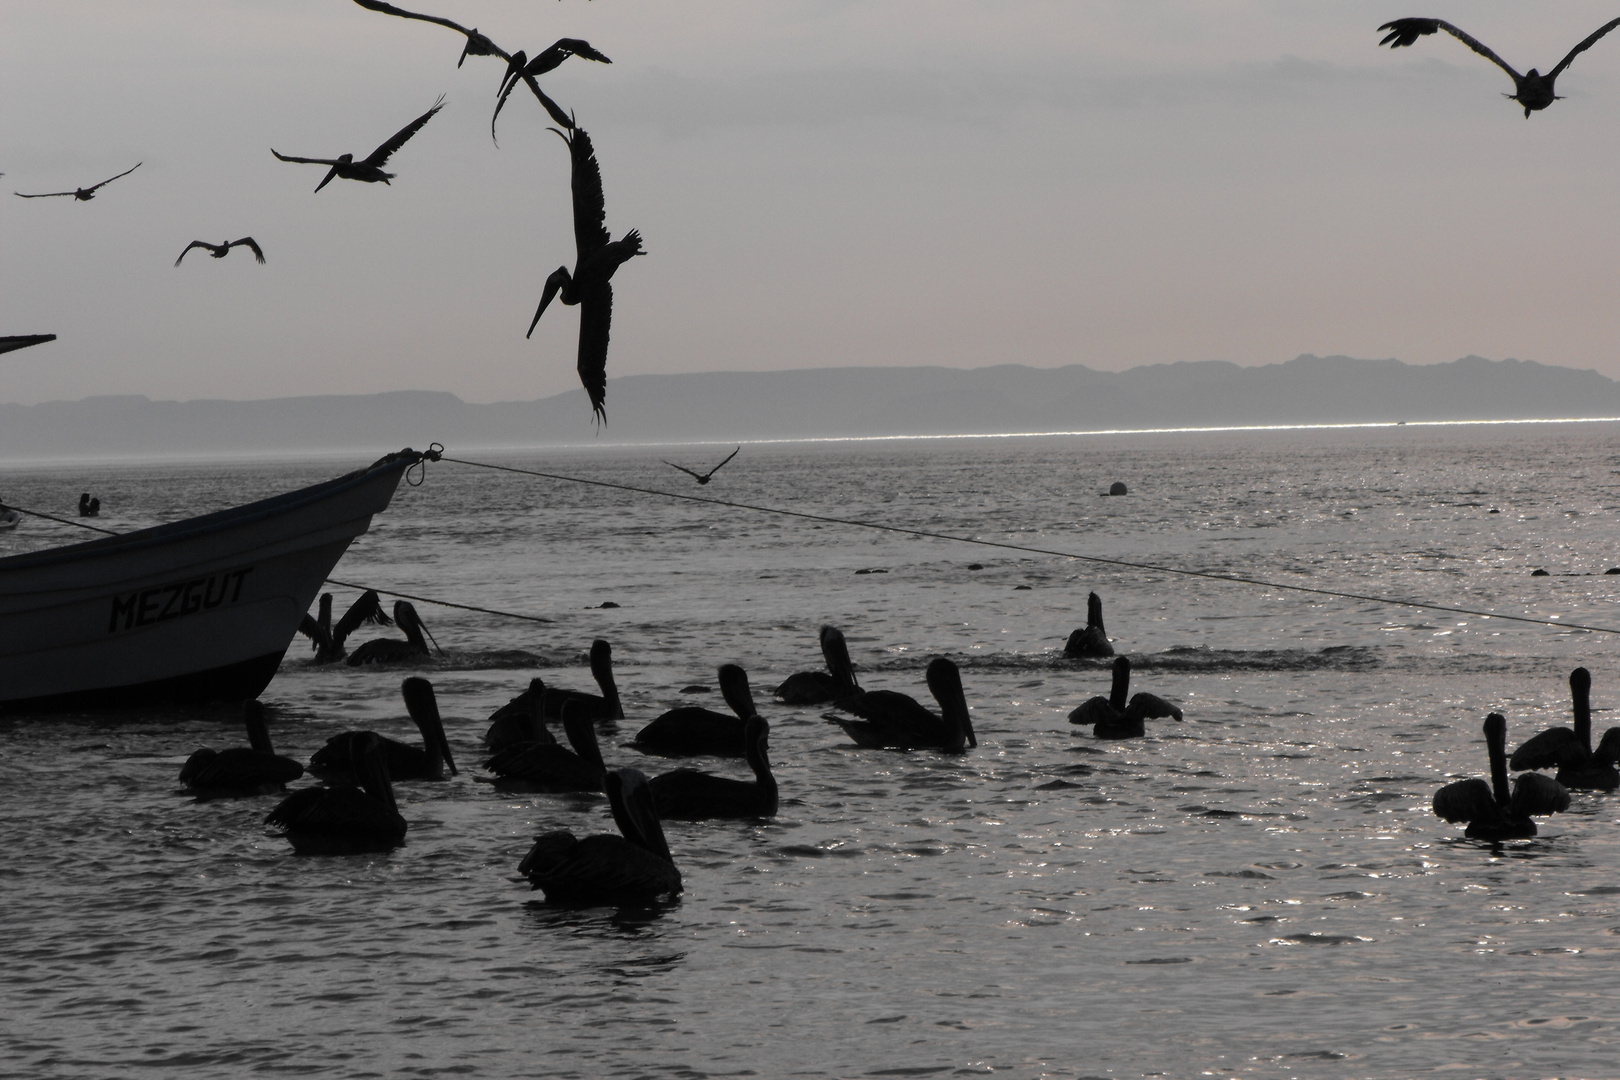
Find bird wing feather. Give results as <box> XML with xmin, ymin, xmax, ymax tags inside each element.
<box><xmin>348</xmin><ymin>0</ymin><xmax>508</xmax><ymax>59</ymax></box>
<box><xmin>1508</xmin><ymin>727</ymin><xmax>1582</xmax><ymax>771</ymax></box>
<box><xmin>333</xmin><ymin>590</ymin><xmax>392</xmax><ymax>645</ymax></box>
<box><xmin>1126</xmin><ymin>692</ymin><xmax>1183</xmax><ymax>722</ymax></box>
<box><xmin>1432</xmin><ymin>777</ymin><xmax>1494</xmax><ymax>823</ymax></box>
<box><xmin>14</xmin><ymin>190</ymin><xmax>76</xmax><ymax>198</ymax></box>
<box><xmin>231</xmin><ymin>237</ymin><xmax>266</xmax><ymax>263</ymax></box>
<box><xmin>1550</xmin><ymin>17</ymin><xmax>1620</xmax><ymax>78</ymax></box>
<box><xmin>664</xmin><ymin>461</ymin><xmax>704</xmax><ymax>479</ymax></box>
<box><xmin>706</xmin><ymin>447</ymin><xmax>740</xmax><ymax>477</ymax></box>
<box><xmin>87</xmin><ymin>163</ymin><xmax>141</xmax><ymax>192</ymax></box>
<box><xmin>1434</xmin><ymin>20</ymin><xmax>1524</xmax><ymax>79</ymax></box>
<box><xmin>174</xmin><ymin>241</ymin><xmax>211</xmax><ymax>266</ymax></box>
<box><xmin>364</xmin><ymin>95</ymin><xmax>446</xmax><ymax>168</ymax></box>
<box><xmin>271</xmin><ymin>150</ymin><xmax>341</xmax><ymax>166</ymax></box>
<box><xmin>566</xmin><ymin>128</ymin><xmax>611</xmax><ymax>257</ymax></box>
<box><xmin>1510</xmin><ymin>771</ymin><xmax>1571</xmax><ymax>817</ymax></box>
<box><xmin>576</xmin><ymin>283</ymin><xmax>612</xmax><ymax>424</ymax></box>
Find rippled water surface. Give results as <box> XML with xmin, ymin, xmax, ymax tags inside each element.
<box><xmin>5</xmin><ymin>424</ymin><xmax>1620</xmax><ymax>1079</ymax></box>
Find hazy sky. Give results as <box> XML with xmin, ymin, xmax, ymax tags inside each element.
<box><xmin>6</xmin><ymin>2</ymin><xmax>1620</xmax><ymax>410</ymax></box>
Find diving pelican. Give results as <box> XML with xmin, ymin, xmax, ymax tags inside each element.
<box><xmin>272</xmin><ymin>96</ymin><xmax>445</xmax><ymax>192</ymax></box>
<box><xmin>774</xmin><ymin>625</ymin><xmax>862</xmax><ymax>706</ymax></box>
<box><xmin>1067</xmin><ymin>656</ymin><xmax>1182</xmax><ymax>739</ymax></box>
<box><xmin>1510</xmin><ymin>667</ymin><xmax>1620</xmax><ymax>791</ymax></box>
<box><xmin>299</xmin><ymin>590</ymin><xmax>394</xmax><ymax>664</ymax></box>
<box><xmin>266</xmin><ymin>731</ymin><xmax>407</xmax><ymax>854</ymax></box>
<box><xmin>484</xmin><ymin>697</ymin><xmax>606</xmax><ymax>793</ymax></box>
<box><xmin>527</xmin><ymin>124</ymin><xmax>645</xmax><ymax>425</ymax></box>
<box><xmin>179</xmin><ymin>699</ymin><xmax>305</xmax><ymax>798</ymax></box>
<box><xmin>175</xmin><ymin>237</ymin><xmax>265</xmax><ymax>267</ymax></box>
<box><xmin>307</xmin><ymin>677</ymin><xmax>457</xmax><ymax>781</ymax></box>
<box><xmin>346</xmin><ymin>600</ymin><xmax>442</xmax><ymax>665</ymax></box>
<box><xmin>632</xmin><ymin>664</ymin><xmax>758</xmax><ymax>757</ymax></box>
<box><xmin>825</xmin><ymin>657</ymin><xmax>975</xmax><ymax>752</ymax></box>
<box><xmin>519</xmin><ymin>768</ymin><xmax>682</xmax><ymax>905</ymax></box>
<box><xmin>1378</xmin><ymin>17</ymin><xmax>1620</xmax><ymax>117</ymax></box>
<box><xmin>649</xmin><ymin>715</ymin><xmax>777</xmax><ymax>820</ymax></box>
<box><xmin>491</xmin><ymin>40</ymin><xmax>612</xmax><ymax>141</ymax></box>
<box><xmin>483</xmin><ymin>639</ymin><xmax>624</xmax><ymax>750</ymax></box>
<box><xmin>1063</xmin><ymin>592</ymin><xmax>1114</xmax><ymax>658</ymax></box>
<box><xmin>1435</xmin><ymin>713</ymin><xmax>1571</xmax><ymax>839</ymax></box>
<box><xmin>14</xmin><ymin>163</ymin><xmax>141</xmax><ymax>201</ymax></box>
<box><xmin>663</xmin><ymin>447</ymin><xmax>739</xmax><ymax>486</ymax></box>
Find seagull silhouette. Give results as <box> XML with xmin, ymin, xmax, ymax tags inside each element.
<box><xmin>1378</xmin><ymin>17</ymin><xmax>1620</xmax><ymax>116</ymax></box>
<box><xmin>272</xmin><ymin>96</ymin><xmax>445</xmax><ymax>191</ymax></box>
<box><xmin>15</xmin><ymin>163</ymin><xmax>141</xmax><ymax>201</ymax></box>
<box><xmin>174</xmin><ymin>238</ymin><xmax>265</xmax><ymax>267</ymax></box>
<box><xmin>663</xmin><ymin>448</ymin><xmax>739</xmax><ymax>485</ymax></box>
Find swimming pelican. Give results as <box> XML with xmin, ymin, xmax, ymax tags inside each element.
<box><xmin>272</xmin><ymin>96</ymin><xmax>445</xmax><ymax>192</ymax></box>
<box><xmin>519</xmin><ymin>768</ymin><xmax>682</xmax><ymax>905</ymax></box>
<box><xmin>77</xmin><ymin>493</ymin><xmax>100</xmax><ymax>517</ymax></box>
<box><xmin>632</xmin><ymin>664</ymin><xmax>758</xmax><ymax>757</ymax></box>
<box><xmin>1378</xmin><ymin>17</ymin><xmax>1620</xmax><ymax>117</ymax></box>
<box><xmin>491</xmin><ymin>39</ymin><xmax>612</xmax><ymax>140</ymax></box>
<box><xmin>14</xmin><ymin>163</ymin><xmax>141</xmax><ymax>201</ymax></box>
<box><xmin>663</xmin><ymin>447</ymin><xmax>739</xmax><ymax>486</ymax></box>
<box><xmin>175</xmin><ymin>237</ymin><xmax>265</xmax><ymax>267</ymax></box>
<box><xmin>1067</xmin><ymin>656</ymin><xmax>1182</xmax><ymax>739</ymax></box>
<box><xmin>179</xmin><ymin>699</ymin><xmax>305</xmax><ymax>798</ymax></box>
<box><xmin>299</xmin><ymin>590</ymin><xmax>393</xmax><ymax>663</ymax></box>
<box><xmin>307</xmin><ymin>677</ymin><xmax>457</xmax><ymax>781</ymax></box>
<box><xmin>825</xmin><ymin>657</ymin><xmax>975</xmax><ymax>752</ymax></box>
<box><xmin>1435</xmin><ymin>713</ymin><xmax>1570</xmax><ymax>839</ymax></box>
<box><xmin>649</xmin><ymin>715</ymin><xmax>777</xmax><ymax>820</ymax></box>
<box><xmin>484</xmin><ymin>639</ymin><xmax>624</xmax><ymax>750</ymax></box>
<box><xmin>1064</xmin><ymin>592</ymin><xmax>1114</xmax><ymax>658</ymax></box>
<box><xmin>1509</xmin><ymin>667</ymin><xmax>1620</xmax><ymax>791</ymax></box>
<box><xmin>266</xmin><ymin>731</ymin><xmax>408</xmax><ymax>854</ymax></box>
<box><xmin>346</xmin><ymin>600</ymin><xmax>442</xmax><ymax>665</ymax></box>
<box><xmin>485</xmin><ymin>697</ymin><xmax>606</xmax><ymax>792</ymax></box>
<box><xmin>527</xmin><ymin>124</ymin><xmax>645</xmax><ymax>425</ymax></box>
<box><xmin>774</xmin><ymin>625</ymin><xmax>862</xmax><ymax>706</ymax></box>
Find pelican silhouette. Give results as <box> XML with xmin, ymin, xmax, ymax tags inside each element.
<box><xmin>179</xmin><ymin>700</ymin><xmax>305</xmax><ymax>799</ymax></box>
<box><xmin>266</xmin><ymin>731</ymin><xmax>408</xmax><ymax>854</ymax></box>
<box><xmin>825</xmin><ymin>657</ymin><xmax>975</xmax><ymax>752</ymax></box>
<box><xmin>1067</xmin><ymin>656</ymin><xmax>1182</xmax><ymax>739</ymax></box>
<box><xmin>491</xmin><ymin>40</ymin><xmax>612</xmax><ymax>141</ymax></box>
<box><xmin>774</xmin><ymin>625</ymin><xmax>862</xmax><ymax>705</ymax></box>
<box><xmin>307</xmin><ymin>677</ymin><xmax>457</xmax><ymax>781</ymax></box>
<box><xmin>298</xmin><ymin>590</ymin><xmax>394</xmax><ymax>664</ymax></box>
<box><xmin>1509</xmin><ymin>667</ymin><xmax>1620</xmax><ymax>791</ymax></box>
<box><xmin>1434</xmin><ymin>713</ymin><xmax>1570</xmax><ymax>840</ymax></box>
<box><xmin>14</xmin><ymin>163</ymin><xmax>141</xmax><ymax>201</ymax></box>
<box><xmin>663</xmin><ymin>447</ymin><xmax>739</xmax><ymax>486</ymax></box>
<box><xmin>527</xmin><ymin>124</ymin><xmax>645</xmax><ymax>425</ymax></box>
<box><xmin>485</xmin><ymin>696</ymin><xmax>607</xmax><ymax>792</ymax></box>
<box><xmin>346</xmin><ymin>600</ymin><xmax>442</xmax><ymax>665</ymax></box>
<box><xmin>350</xmin><ymin>0</ymin><xmax>507</xmax><ymax>66</ymax></box>
<box><xmin>1064</xmin><ymin>592</ymin><xmax>1114</xmax><ymax>658</ymax></box>
<box><xmin>519</xmin><ymin>768</ymin><xmax>682</xmax><ymax>905</ymax></box>
<box><xmin>632</xmin><ymin>664</ymin><xmax>759</xmax><ymax>757</ymax></box>
<box><xmin>175</xmin><ymin>238</ymin><xmax>265</xmax><ymax>267</ymax></box>
<box><xmin>649</xmin><ymin>715</ymin><xmax>778</xmax><ymax>820</ymax></box>
<box><xmin>483</xmin><ymin>639</ymin><xmax>624</xmax><ymax>750</ymax></box>
<box><xmin>272</xmin><ymin>96</ymin><xmax>445</xmax><ymax>191</ymax></box>
<box><xmin>1378</xmin><ymin>17</ymin><xmax>1620</xmax><ymax>116</ymax></box>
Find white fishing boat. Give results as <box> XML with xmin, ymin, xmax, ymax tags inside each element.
<box><xmin>0</xmin><ymin>448</ymin><xmax>428</xmax><ymax>712</ymax></box>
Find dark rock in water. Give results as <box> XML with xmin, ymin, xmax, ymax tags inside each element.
<box><xmin>1014</xmin><ymin>584</ymin><xmax>1032</xmax><ymax>590</ymax></box>
<box><xmin>679</xmin><ymin>685</ymin><xmax>710</xmax><ymax>694</ymax></box>
<box><xmin>855</xmin><ymin>567</ymin><xmax>888</xmax><ymax>575</ymax></box>
<box><xmin>967</xmin><ymin>563</ymin><xmax>984</xmax><ymax>570</ymax></box>
<box><xmin>1531</xmin><ymin>568</ymin><xmax>1549</xmax><ymax>577</ymax></box>
<box><xmin>598</xmin><ymin>601</ymin><xmax>620</xmax><ymax>608</ymax></box>
<box><xmin>1108</xmin><ymin>482</ymin><xmax>1128</xmax><ymax>496</ymax></box>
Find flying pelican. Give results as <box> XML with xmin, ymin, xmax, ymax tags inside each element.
<box><xmin>1067</xmin><ymin>656</ymin><xmax>1182</xmax><ymax>739</ymax></box>
<box><xmin>527</xmin><ymin>124</ymin><xmax>645</xmax><ymax>425</ymax></box>
<box><xmin>491</xmin><ymin>40</ymin><xmax>612</xmax><ymax>140</ymax></box>
<box><xmin>1064</xmin><ymin>592</ymin><xmax>1114</xmax><ymax>658</ymax></box>
<box><xmin>307</xmin><ymin>677</ymin><xmax>457</xmax><ymax>781</ymax></box>
<box><xmin>179</xmin><ymin>699</ymin><xmax>305</xmax><ymax>799</ymax></box>
<box><xmin>483</xmin><ymin>639</ymin><xmax>624</xmax><ymax>750</ymax></box>
<box><xmin>266</xmin><ymin>731</ymin><xmax>408</xmax><ymax>854</ymax></box>
<box><xmin>1434</xmin><ymin>713</ymin><xmax>1570</xmax><ymax>840</ymax></box>
<box><xmin>346</xmin><ymin>600</ymin><xmax>443</xmax><ymax>665</ymax></box>
<box><xmin>0</xmin><ymin>334</ymin><xmax>56</xmax><ymax>355</ymax></box>
<box><xmin>484</xmin><ymin>697</ymin><xmax>606</xmax><ymax>792</ymax></box>
<box><xmin>632</xmin><ymin>664</ymin><xmax>759</xmax><ymax>757</ymax></box>
<box><xmin>14</xmin><ymin>163</ymin><xmax>141</xmax><ymax>201</ymax></box>
<box><xmin>1378</xmin><ymin>17</ymin><xmax>1620</xmax><ymax>117</ymax></box>
<box><xmin>350</xmin><ymin>0</ymin><xmax>508</xmax><ymax>67</ymax></box>
<box><xmin>774</xmin><ymin>625</ymin><xmax>862</xmax><ymax>706</ymax></box>
<box><xmin>519</xmin><ymin>768</ymin><xmax>682</xmax><ymax>905</ymax></box>
<box><xmin>298</xmin><ymin>590</ymin><xmax>394</xmax><ymax>664</ymax></box>
<box><xmin>825</xmin><ymin>657</ymin><xmax>975</xmax><ymax>752</ymax></box>
<box><xmin>1509</xmin><ymin>667</ymin><xmax>1620</xmax><ymax>791</ymax></box>
<box><xmin>649</xmin><ymin>715</ymin><xmax>777</xmax><ymax>820</ymax></box>
<box><xmin>271</xmin><ymin>96</ymin><xmax>445</xmax><ymax>192</ymax></box>
<box><xmin>174</xmin><ymin>237</ymin><xmax>265</xmax><ymax>267</ymax></box>
<box><xmin>663</xmin><ymin>447</ymin><xmax>739</xmax><ymax>486</ymax></box>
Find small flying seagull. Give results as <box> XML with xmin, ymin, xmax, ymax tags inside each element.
<box><xmin>174</xmin><ymin>237</ymin><xmax>265</xmax><ymax>267</ymax></box>
<box><xmin>272</xmin><ymin>96</ymin><xmax>445</xmax><ymax>192</ymax></box>
<box><xmin>664</xmin><ymin>448</ymin><xmax>739</xmax><ymax>485</ymax></box>
<box><xmin>1378</xmin><ymin>17</ymin><xmax>1620</xmax><ymax>116</ymax></box>
<box><xmin>15</xmin><ymin>163</ymin><xmax>141</xmax><ymax>201</ymax></box>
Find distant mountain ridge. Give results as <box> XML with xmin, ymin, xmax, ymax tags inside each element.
<box><xmin>2</xmin><ymin>354</ymin><xmax>1617</xmax><ymax>459</ymax></box>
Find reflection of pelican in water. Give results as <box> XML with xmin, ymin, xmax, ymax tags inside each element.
<box><xmin>483</xmin><ymin>639</ymin><xmax>623</xmax><ymax>751</ymax></box>
<box><xmin>663</xmin><ymin>447</ymin><xmax>739</xmax><ymax>486</ymax></box>
<box><xmin>179</xmin><ymin>700</ymin><xmax>304</xmax><ymax>798</ymax></box>
<box><xmin>272</xmin><ymin>96</ymin><xmax>445</xmax><ymax>192</ymax></box>
<box><xmin>519</xmin><ymin>768</ymin><xmax>682</xmax><ymax>905</ymax></box>
<box><xmin>1064</xmin><ymin>593</ymin><xmax>1113</xmax><ymax>658</ymax></box>
<box><xmin>299</xmin><ymin>590</ymin><xmax>393</xmax><ymax>664</ymax></box>
<box><xmin>14</xmin><ymin>162</ymin><xmax>140</xmax><ymax>201</ymax></box>
<box><xmin>774</xmin><ymin>626</ymin><xmax>861</xmax><ymax>705</ymax></box>
<box><xmin>308</xmin><ymin>677</ymin><xmax>457</xmax><ymax>781</ymax></box>
<box><xmin>266</xmin><ymin>731</ymin><xmax>408</xmax><ymax>854</ymax></box>
<box><xmin>649</xmin><ymin>715</ymin><xmax>777</xmax><ymax>819</ymax></box>
<box><xmin>1067</xmin><ymin>656</ymin><xmax>1182</xmax><ymax>739</ymax></box>
<box><xmin>1510</xmin><ymin>667</ymin><xmax>1620</xmax><ymax>791</ymax></box>
<box><xmin>346</xmin><ymin>600</ymin><xmax>442</xmax><ymax>665</ymax></box>
<box><xmin>632</xmin><ymin>664</ymin><xmax>757</xmax><ymax>757</ymax></box>
<box><xmin>484</xmin><ymin>696</ymin><xmax>606</xmax><ymax>792</ymax></box>
<box><xmin>825</xmin><ymin>657</ymin><xmax>975</xmax><ymax>752</ymax></box>
<box><xmin>1434</xmin><ymin>713</ymin><xmax>1570</xmax><ymax>840</ymax></box>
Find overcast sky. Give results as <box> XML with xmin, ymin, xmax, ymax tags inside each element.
<box><xmin>5</xmin><ymin>2</ymin><xmax>1620</xmax><ymax>409</ymax></box>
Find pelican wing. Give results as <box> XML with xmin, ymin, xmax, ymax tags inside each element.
<box><xmin>564</xmin><ymin>127</ymin><xmax>611</xmax><ymax>257</ymax></box>
<box><xmin>1510</xmin><ymin>771</ymin><xmax>1571</xmax><ymax>817</ymax></box>
<box><xmin>663</xmin><ymin>461</ymin><xmax>704</xmax><ymax>480</ymax></box>
<box><xmin>1550</xmin><ymin>17</ymin><xmax>1620</xmax><ymax>79</ymax></box>
<box><xmin>576</xmin><ymin>282</ymin><xmax>612</xmax><ymax>424</ymax></box>
<box><xmin>706</xmin><ymin>447</ymin><xmax>740</xmax><ymax>477</ymax></box>
<box><xmin>362</xmin><ymin>95</ymin><xmax>446</xmax><ymax>168</ymax></box>
<box><xmin>1432</xmin><ymin>777</ymin><xmax>1494</xmax><ymax>823</ymax></box>
<box><xmin>1508</xmin><ymin>726</ymin><xmax>1582</xmax><ymax>771</ymax></box>
<box><xmin>526</xmin><ymin>38</ymin><xmax>612</xmax><ymax>76</ymax></box>
<box><xmin>1594</xmin><ymin>728</ymin><xmax>1620</xmax><ymax>766</ymax></box>
<box><xmin>174</xmin><ymin>241</ymin><xmax>213</xmax><ymax>266</ymax></box>
<box><xmin>333</xmin><ymin>589</ymin><xmax>392</xmax><ymax>645</ymax></box>
<box><xmin>271</xmin><ymin>149</ymin><xmax>341</xmax><ymax>166</ymax></box>
<box><xmin>493</xmin><ymin>66</ymin><xmax>571</xmax><ymax>142</ymax></box>
<box><xmin>1126</xmin><ymin>692</ymin><xmax>1183</xmax><ymax>722</ymax></box>
<box><xmin>1378</xmin><ymin>18</ymin><xmax>1522</xmax><ymax>79</ymax></box>
<box><xmin>349</xmin><ymin>0</ymin><xmax>509</xmax><ymax>60</ymax></box>
<box><xmin>86</xmin><ymin>162</ymin><xmax>141</xmax><ymax>192</ymax></box>
<box><xmin>186</xmin><ymin>747</ymin><xmax>304</xmax><ymax>790</ymax></box>
<box><xmin>229</xmin><ymin>237</ymin><xmax>266</xmax><ymax>263</ymax></box>
<box><xmin>13</xmin><ymin>190</ymin><xmax>76</xmax><ymax>198</ymax></box>
<box><xmin>1067</xmin><ymin>695</ymin><xmax>1119</xmax><ymax>726</ymax></box>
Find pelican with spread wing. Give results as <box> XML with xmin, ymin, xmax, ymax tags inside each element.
<box><xmin>1378</xmin><ymin>17</ymin><xmax>1620</xmax><ymax>116</ymax></box>
<box><xmin>15</xmin><ymin>163</ymin><xmax>141</xmax><ymax>201</ymax></box>
<box><xmin>174</xmin><ymin>238</ymin><xmax>265</xmax><ymax>267</ymax></box>
<box><xmin>271</xmin><ymin>96</ymin><xmax>445</xmax><ymax>192</ymax></box>
<box><xmin>663</xmin><ymin>448</ymin><xmax>739</xmax><ymax>485</ymax></box>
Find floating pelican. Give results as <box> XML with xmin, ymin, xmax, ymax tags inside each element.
<box><xmin>1067</xmin><ymin>656</ymin><xmax>1182</xmax><ymax>739</ymax></box>
<box><xmin>1064</xmin><ymin>592</ymin><xmax>1114</xmax><ymax>658</ymax></box>
<box><xmin>663</xmin><ymin>447</ymin><xmax>739</xmax><ymax>486</ymax></box>
<box><xmin>519</xmin><ymin>768</ymin><xmax>682</xmax><ymax>905</ymax></box>
<box><xmin>266</xmin><ymin>731</ymin><xmax>407</xmax><ymax>854</ymax></box>
<box><xmin>649</xmin><ymin>715</ymin><xmax>777</xmax><ymax>819</ymax></box>
<box><xmin>299</xmin><ymin>590</ymin><xmax>393</xmax><ymax>664</ymax></box>
<box><xmin>1378</xmin><ymin>17</ymin><xmax>1620</xmax><ymax>117</ymax></box>
<box><xmin>1510</xmin><ymin>667</ymin><xmax>1620</xmax><ymax>791</ymax></box>
<box><xmin>308</xmin><ymin>677</ymin><xmax>457</xmax><ymax>781</ymax></box>
<box><xmin>485</xmin><ymin>697</ymin><xmax>606</xmax><ymax>793</ymax></box>
<box><xmin>483</xmin><ymin>639</ymin><xmax>624</xmax><ymax>750</ymax></box>
<box><xmin>491</xmin><ymin>39</ymin><xmax>612</xmax><ymax>140</ymax></box>
<box><xmin>825</xmin><ymin>657</ymin><xmax>975</xmax><ymax>752</ymax></box>
<box><xmin>14</xmin><ymin>163</ymin><xmax>141</xmax><ymax>201</ymax></box>
<box><xmin>527</xmin><ymin>124</ymin><xmax>644</xmax><ymax>425</ymax></box>
<box><xmin>175</xmin><ymin>237</ymin><xmax>265</xmax><ymax>267</ymax></box>
<box><xmin>1434</xmin><ymin>713</ymin><xmax>1570</xmax><ymax>840</ymax></box>
<box><xmin>77</xmin><ymin>493</ymin><xmax>100</xmax><ymax>517</ymax></box>
<box><xmin>179</xmin><ymin>699</ymin><xmax>305</xmax><ymax>798</ymax></box>
<box><xmin>632</xmin><ymin>664</ymin><xmax>758</xmax><ymax>757</ymax></box>
<box><xmin>346</xmin><ymin>600</ymin><xmax>442</xmax><ymax>665</ymax></box>
<box><xmin>774</xmin><ymin>625</ymin><xmax>862</xmax><ymax>706</ymax></box>
<box><xmin>272</xmin><ymin>96</ymin><xmax>445</xmax><ymax>192</ymax></box>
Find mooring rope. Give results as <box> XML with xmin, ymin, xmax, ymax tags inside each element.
<box><xmin>435</xmin><ymin>454</ymin><xmax>1620</xmax><ymax>637</ymax></box>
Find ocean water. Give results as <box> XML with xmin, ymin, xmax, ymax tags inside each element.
<box><xmin>4</xmin><ymin>422</ymin><xmax>1620</xmax><ymax>1079</ymax></box>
